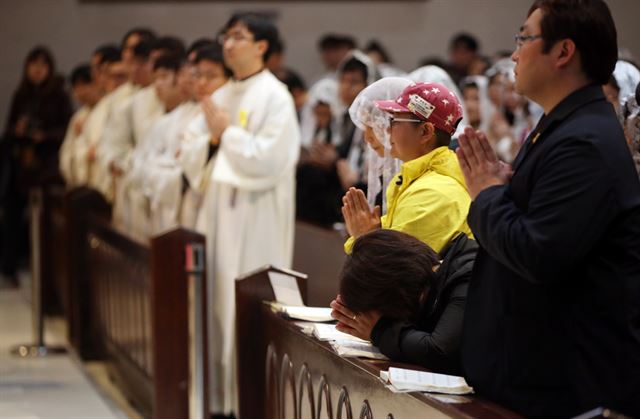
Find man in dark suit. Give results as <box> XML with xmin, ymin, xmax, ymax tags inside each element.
<box><xmin>456</xmin><ymin>0</ymin><xmax>640</xmax><ymax>417</ymax></box>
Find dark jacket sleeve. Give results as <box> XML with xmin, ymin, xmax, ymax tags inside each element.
<box><xmin>370</xmin><ymin>282</ymin><xmax>468</xmax><ymax>374</ymax></box>
<box><xmin>469</xmin><ymin>136</ymin><xmax>616</xmax><ymax>284</ymax></box>
<box><xmin>42</xmin><ymin>88</ymin><xmax>73</xmax><ymax>144</ymax></box>
<box><xmin>4</xmin><ymin>91</ymin><xmax>22</xmax><ymax>139</ymax></box>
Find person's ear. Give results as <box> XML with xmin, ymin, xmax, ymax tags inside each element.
<box><xmin>255</xmin><ymin>39</ymin><xmax>268</xmax><ymax>58</ymax></box>
<box><xmin>554</xmin><ymin>38</ymin><xmax>576</xmax><ymax>69</ymax></box>
<box><xmin>420</xmin><ymin>122</ymin><xmax>436</xmax><ymax>146</ymax></box>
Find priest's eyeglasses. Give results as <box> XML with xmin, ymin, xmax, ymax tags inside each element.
<box><xmin>218</xmin><ymin>33</ymin><xmax>254</xmax><ymax>45</ymax></box>
<box><xmin>514</xmin><ymin>34</ymin><xmax>542</xmax><ymax>49</ymax></box>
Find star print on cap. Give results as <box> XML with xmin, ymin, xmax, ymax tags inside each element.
<box><xmin>376</xmin><ymin>82</ymin><xmax>463</xmax><ymax>135</ymax></box>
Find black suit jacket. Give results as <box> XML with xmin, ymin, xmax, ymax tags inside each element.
<box><xmin>461</xmin><ymin>84</ymin><xmax>640</xmax><ymax>418</ymax></box>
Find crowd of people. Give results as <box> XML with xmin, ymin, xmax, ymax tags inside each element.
<box><xmin>1</xmin><ymin>0</ymin><xmax>640</xmax><ymax>417</ymax></box>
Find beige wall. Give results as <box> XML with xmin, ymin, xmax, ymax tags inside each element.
<box><xmin>1</xmin><ymin>0</ymin><xmax>638</xmax><ymax>131</ymax></box>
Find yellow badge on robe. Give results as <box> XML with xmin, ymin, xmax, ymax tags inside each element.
<box><xmin>238</xmin><ymin>109</ymin><xmax>249</xmax><ymax>129</ymax></box>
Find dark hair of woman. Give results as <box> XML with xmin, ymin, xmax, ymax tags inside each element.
<box><xmin>339</xmin><ymin>229</ymin><xmax>440</xmax><ymax>321</ymax></box>
<box><xmin>17</xmin><ymin>46</ymin><xmax>59</xmax><ymax>95</ymax></box>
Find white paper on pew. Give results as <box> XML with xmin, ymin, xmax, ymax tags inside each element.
<box><xmin>280</xmin><ymin>306</ymin><xmax>333</xmax><ymax>322</ymax></box>
<box><xmin>330</xmin><ymin>339</ymin><xmax>388</xmax><ymax>360</ymax></box>
<box><xmin>268</xmin><ymin>271</ymin><xmax>304</xmax><ymax>306</ymax></box>
<box><xmin>295</xmin><ymin>322</ymin><xmax>315</xmax><ymax>336</ymax></box>
<box><xmin>380</xmin><ymin>367</ymin><xmax>473</xmax><ymax>395</ymax></box>
<box><xmin>312</xmin><ymin>323</ymin><xmax>367</xmax><ymax>343</ymax></box>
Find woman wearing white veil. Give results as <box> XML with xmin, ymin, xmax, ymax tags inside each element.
<box><xmin>614</xmin><ymin>60</ymin><xmax>640</xmax><ymax>107</ymax></box>
<box><xmin>348</xmin><ymin>77</ymin><xmax>412</xmax><ymax>213</ymax></box>
<box><xmin>296</xmin><ymin>50</ymin><xmax>379</xmax><ymax>227</ymax></box>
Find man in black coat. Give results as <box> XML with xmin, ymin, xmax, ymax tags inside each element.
<box><xmin>456</xmin><ymin>0</ymin><xmax>640</xmax><ymax>417</ymax></box>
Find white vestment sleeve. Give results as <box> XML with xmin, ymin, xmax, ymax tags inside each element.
<box><xmin>178</xmin><ymin>113</ymin><xmax>211</xmax><ymax>190</ymax></box>
<box><xmin>214</xmin><ymin>93</ymin><xmax>300</xmax><ymax>189</ymax></box>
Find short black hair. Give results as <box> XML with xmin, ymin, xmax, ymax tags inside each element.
<box><xmin>152</xmin><ymin>36</ymin><xmax>187</xmax><ymax>61</ymax></box>
<box><xmin>70</xmin><ymin>64</ymin><xmax>92</xmax><ymax>85</ymax></box>
<box><xmin>94</xmin><ymin>44</ymin><xmax>121</xmax><ymax>65</ymax></box>
<box><xmin>340</xmin><ymin>229</ymin><xmax>440</xmax><ymax>320</ymax></box>
<box><xmin>364</xmin><ymin>40</ymin><xmax>392</xmax><ymax>64</ymax></box>
<box><xmin>450</xmin><ymin>33</ymin><xmax>479</xmax><ymax>53</ymax></box>
<box><xmin>188</xmin><ymin>37</ymin><xmax>215</xmax><ymax>57</ymax></box>
<box><xmin>318</xmin><ymin>34</ymin><xmax>357</xmax><ymax>51</ymax></box>
<box><xmin>279</xmin><ymin>69</ymin><xmax>306</xmax><ymax>92</ymax></box>
<box><xmin>435</xmin><ymin>128</ymin><xmax>453</xmax><ymax>148</ymax></box>
<box><xmin>121</xmin><ymin>27</ymin><xmax>156</xmax><ymax>48</ymax></box>
<box><xmin>269</xmin><ymin>37</ymin><xmax>285</xmax><ymax>55</ymax></box>
<box><xmin>223</xmin><ymin>13</ymin><xmax>280</xmax><ymax>62</ymax></box>
<box><xmin>529</xmin><ymin>0</ymin><xmax>617</xmax><ymax>85</ymax></box>
<box><xmin>133</xmin><ymin>40</ymin><xmax>153</xmax><ymax>60</ymax></box>
<box><xmin>636</xmin><ymin>81</ymin><xmax>640</xmax><ymax>104</ymax></box>
<box><xmin>195</xmin><ymin>44</ymin><xmax>232</xmax><ymax>78</ymax></box>
<box><xmin>153</xmin><ymin>54</ymin><xmax>184</xmax><ymax>72</ymax></box>
<box><xmin>339</xmin><ymin>57</ymin><xmax>368</xmax><ymax>82</ymax></box>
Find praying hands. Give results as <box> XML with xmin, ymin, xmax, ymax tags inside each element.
<box><xmin>455</xmin><ymin>127</ymin><xmax>514</xmax><ymax>200</ymax></box>
<box><xmin>202</xmin><ymin>97</ymin><xmax>230</xmax><ymax>145</ymax></box>
<box><xmin>341</xmin><ymin>187</ymin><xmax>381</xmax><ymax>239</ymax></box>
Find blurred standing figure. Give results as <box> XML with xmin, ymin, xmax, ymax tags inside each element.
<box><xmin>59</xmin><ymin>64</ymin><xmax>103</xmax><ymax>187</ymax></box>
<box><xmin>1</xmin><ymin>46</ymin><xmax>72</xmax><ymax>285</ymax></box>
<box><xmin>448</xmin><ymin>32</ymin><xmax>481</xmax><ymax>85</ymax></box>
<box><xmin>183</xmin><ymin>13</ymin><xmax>300</xmax><ymax>416</ymax></box>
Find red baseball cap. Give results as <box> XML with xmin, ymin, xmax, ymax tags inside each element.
<box><xmin>375</xmin><ymin>82</ymin><xmax>463</xmax><ymax>135</ymax></box>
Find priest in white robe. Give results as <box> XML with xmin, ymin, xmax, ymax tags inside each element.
<box><xmin>183</xmin><ymin>14</ymin><xmax>300</xmax><ymax>415</ymax></box>
<box><xmin>72</xmin><ymin>53</ymin><xmax>128</xmax><ymax>188</ymax></box>
<box><xmin>59</xmin><ymin>65</ymin><xmax>102</xmax><ymax>187</ymax></box>
<box><xmin>116</xmin><ymin>55</ymin><xmax>186</xmax><ymax>241</ymax></box>
<box><xmin>175</xmin><ymin>44</ymin><xmax>231</xmax><ymax>229</ymax></box>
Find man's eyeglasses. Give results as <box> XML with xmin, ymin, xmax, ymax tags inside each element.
<box><xmin>217</xmin><ymin>33</ymin><xmax>253</xmax><ymax>45</ymax></box>
<box><xmin>514</xmin><ymin>34</ymin><xmax>542</xmax><ymax>49</ymax></box>
<box><xmin>389</xmin><ymin>116</ymin><xmax>423</xmax><ymax>126</ymax></box>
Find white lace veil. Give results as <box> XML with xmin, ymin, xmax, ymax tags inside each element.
<box><xmin>614</xmin><ymin>60</ymin><xmax>640</xmax><ymax>107</ymax></box>
<box><xmin>348</xmin><ymin>77</ymin><xmax>412</xmax><ymax>212</ymax></box>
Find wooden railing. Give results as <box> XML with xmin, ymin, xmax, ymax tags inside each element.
<box><xmin>236</xmin><ymin>266</ymin><xmax>523</xmax><ymax>419</ymax></box>
<box><xmin>62</xmin><ymin>187</ymin><xmax>207</xmax><ymax>419</ymax></box>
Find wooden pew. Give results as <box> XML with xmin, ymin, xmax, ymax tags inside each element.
<box><xmin>236</xmin><ymin>266</ymin><xmax>523</xmax><ymax>419</ymax></box>
<box><xmin>292</xmin><ymin>221</ymin><xmax>346</xmax><ymax>307</ymax></box>
<box><xmin>66</xmin><ymin>188</ymin><xmax>208</xmax><ymax>419</ymax></box>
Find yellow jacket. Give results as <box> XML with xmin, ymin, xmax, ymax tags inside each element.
<box><xmin>345</xmin><ymin>146</ymin><xmax>473</xmax><ymax>253</ymax></box>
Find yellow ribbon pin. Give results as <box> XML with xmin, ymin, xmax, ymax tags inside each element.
<box><xmin>239</xmin><ymin>109</ymin><xmax>249</xmax><ymax>128</ymax></box>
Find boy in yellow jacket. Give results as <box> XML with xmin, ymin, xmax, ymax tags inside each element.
<box><xmin>343</xmin><ymin>82</ymin><xmax>472</xmax><ymax>253</ymax></box>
